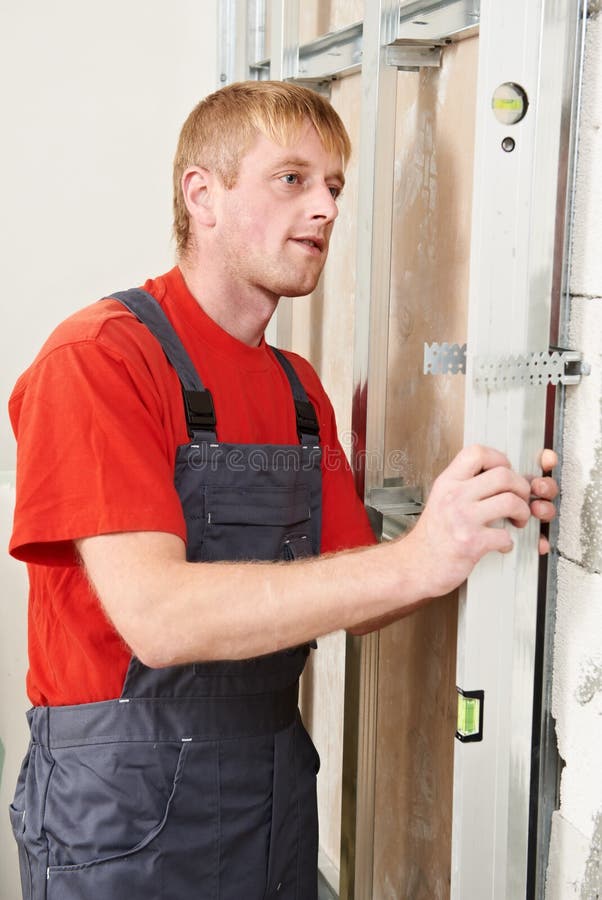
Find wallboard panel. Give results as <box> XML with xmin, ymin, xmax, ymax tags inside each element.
<box><xmin>299</xmin><ymin>0</ymin><xmax>363</xmax><ymax>43</ymax></box>
<box><xmin>373</xmin><ymin>36</ymin><xmax>478</xmax><ymax>900</ymax></box>
<box><xmin>290</xmin><ymin>8</ymin><xmax>478</xmax><ymax>893</ymax></box>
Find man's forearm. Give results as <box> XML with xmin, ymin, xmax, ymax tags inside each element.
<box><xmin>77</xmin><ymin>445</ymin><xmax>558</xmax><ymax>667</ymax></box>
<box><xmin>77</xmin><ymin>530</ymin><xmax>429</xmax><ymax>667</ymax></box>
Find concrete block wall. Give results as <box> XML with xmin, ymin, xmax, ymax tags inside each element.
<box><xmin>546</xmin><ymin>6</ymin><xmax>602</xmax><ymax>898</ymax></box>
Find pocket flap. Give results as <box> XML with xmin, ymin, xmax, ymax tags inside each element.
<box><xmin>206</xmin><ymin>486</ymin><xmax>310</xmax><ymax>527</ymax></box>
<box><xmin>9</xmin><ymin>803</ymin><xmax>25</xmax><ymax>837</ymax></box>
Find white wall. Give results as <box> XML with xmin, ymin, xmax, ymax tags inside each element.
<box><xmin>0</xmin><ymin>2</ymin><xmax>217</xmax><ymax>895</ymax></box>
<box><xmin>546</xmin><ymin>7</ymin><xmax>602</xmax><ymax>898</ymax></box>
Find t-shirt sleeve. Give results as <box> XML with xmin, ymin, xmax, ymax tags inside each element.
<box><xmin>9</xmin><ymin>339</ymin><xmax>187</xmax><ymax>566</ymax></box>
<box><xmin>285</xmin><ymin>352</ymin><xmax>376</xmax><ymax>553</ymax></box>
<box><xmin>318</xmin><ymin>404</ymin><xmax>377</xmax><ymax>553</ymax></box>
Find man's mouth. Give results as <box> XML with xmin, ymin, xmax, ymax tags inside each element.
<box><xmin>292</xmin><ymin>236</ymin><xmax>325</xmax><ymax>253</ymax></box>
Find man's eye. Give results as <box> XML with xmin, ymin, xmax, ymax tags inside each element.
<box><xmin>329</xmin><ymin>186</ymin><xmax>341</xmax><ymax>199</ymax></box>
<box><xmin>281</xmin><ymin>174</ymin><xmax>299</xmax><ymax>185</ymax></box>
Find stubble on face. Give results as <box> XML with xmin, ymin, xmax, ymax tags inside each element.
<box><xmin>213</xmin><ymin>124</ymin><xmax>343</xmax><ymax>305</ymax></box>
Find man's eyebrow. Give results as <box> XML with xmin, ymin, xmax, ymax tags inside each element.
<box><xmin>274</xmin><ymin>155</ymin><xmax>346</xmax><ymax>187</ymax></box>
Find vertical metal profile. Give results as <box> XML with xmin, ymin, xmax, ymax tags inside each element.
<box><xmin>451</xmin><ymin>1</ymin><xmax>584</xmax><ymax>897</ymax></box>
<box><xmin>270</xmin><ymin>0</ymin><xmax>301</xmax><ymax>351</ymax></box>
<box><xmin>217</xmin><ymin>0</ymin><xmax>250</xmax><ymax>86</ymax></box>
<box><xmin>267</xmin><ymin>0</ymin><xmax>299</xmax><ymax>81</ymax></box>
<box><xmin>340</xmin><ymin>2</ymin><xmax>400</xmax><ymax>898</ymax></box>
<box><xmin>247</xmin><ymin>0</ymin><xmax>267</xmax><ymax>70</ymax></box>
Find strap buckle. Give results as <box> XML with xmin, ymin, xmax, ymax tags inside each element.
<box><xmin>183</xmin><ymin>389</ymin><xmax>217</xmax><ymax>435</ymax></box>
<box><xmin>295</xmin><ymin>400</ymin><xmax>319</xmax><ymax>441</ymax></box>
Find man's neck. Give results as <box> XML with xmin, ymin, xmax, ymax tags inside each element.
<box><xmin>178</xmin><ymin>258</ymin><xmax>278</xmax><ymax>348</ymax></box>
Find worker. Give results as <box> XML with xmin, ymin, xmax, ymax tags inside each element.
<box><xmin>7</xmin><ymin>81</ymin><xmax>557</xmax><ymax>900</ymax></box>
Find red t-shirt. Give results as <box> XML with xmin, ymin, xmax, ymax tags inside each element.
<box><xmin>9</xmin><ymin>267</ymin><xmax>375</xmax><ymax>706</ymax></box>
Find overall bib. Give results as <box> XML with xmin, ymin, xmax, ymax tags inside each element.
<box><xmin>10</xmin><ymin>289</ymin><xmax>323</xmax><ymax>900</ymax></box>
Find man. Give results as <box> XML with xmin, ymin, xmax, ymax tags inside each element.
<box><xmin>8</xmin><ymin>82</ymin><xmax>557</xmax><ymax>899</ymax></box>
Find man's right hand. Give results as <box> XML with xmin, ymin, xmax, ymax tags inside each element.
<box><xmin>349</xmin><ymin>444</ymin><xmax>540</xmax><ymax>634</ymax></box>
<box><xmin>400</xmin><ymin>444</ymin><xmax>532</xmax><ymax>601</ymax></box>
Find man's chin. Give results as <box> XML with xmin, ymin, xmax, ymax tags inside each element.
<box><xmin>278</xmin><ymin>278</ymin><xmax>322</xmax><ymax>300</ymax></box>
<box><xmin>279</xmin><ymin>291</ymin><xmax>313</xmax><ymax>301</ymax></box>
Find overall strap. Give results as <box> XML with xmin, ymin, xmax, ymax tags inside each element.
<box><xmin>107</xmin><ymin>289</ymin><xmax>319</xmax><ymax>446</ymax></box>
<box><xmin>269</xmin><ymin>347</ymin><xmax>320</xmax><ymax>447</ymax></box>
<box><xmin>108</xmin><ymin>289</ymin><xmax>217</xmax><ymax>441</ymax></box>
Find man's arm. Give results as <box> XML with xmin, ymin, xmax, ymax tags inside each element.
<box><xmin>76</xmin><ymin>445</ymin><xmax>546</xmax><ymax>667</ymax></box>
<box><xmin>348</xmin><ymin>448</ymin><xmax>559</xmax><ymax>635</ymax></box>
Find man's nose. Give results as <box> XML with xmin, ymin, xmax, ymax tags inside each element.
<box><xmin>309</xmin><ymin>183</ymin><xmax>339</xmax><ymax>222</ymax></box>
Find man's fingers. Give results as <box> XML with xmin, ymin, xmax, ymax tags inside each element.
<box><xmin>483</xmin><ymin>525</ymin><xmax>515</xmax><ymax>555</ymax></box>
<box><xmin>447</xmin><ymin>446</ymin><xmax>557</xmax><ymax>483</ymax></box>
<box><xmin>530</xmin><ymin>498</ymin><xmax>557</xmax><ymax>523</ymax></box>
<box><xmin>539</xmin><ymin>449</ymin><xmax>558</xmax><ymax>473</ymax></box>
<box><xmin>476</xmin><ymin>493</ymin><xmax>531</xmax><ymax>529</ymax></box>
<box><xmin>539</xmin><ymin>534</ymin><xmax>551</xmax><ymax>555</ymax></box>
<box><xmin>444</xmin><ymin>444</ymin><xmax>511</xmax><ymax>480</ymax></box>
<box><xmin>417</xmin><ymin>445</ymin><xmax>558</xmax><ymax>597</ymax></box>
<box><xmin>470</xmin><ymin>467</ymin><xmax>531</xmax><ymax>504</ymax></box>
<box><xmin>446</xmin><ymin>463</ymin><xmax>531</xmax><ymax>507</ymax></box>
<box><xmin>531</xmin><ymin>475</ymin><xmax>559</xmax><ymax>502</ymax></box>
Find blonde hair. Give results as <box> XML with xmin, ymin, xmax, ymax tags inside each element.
<box><xmin>172</xmin><ymin>80</ymin><xmax>352</xmax><ymax>255</ymax></box>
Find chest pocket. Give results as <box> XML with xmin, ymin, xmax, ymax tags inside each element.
<box><xmin>175</xmin><ymin>437</ymin><xmax>321</xmax><ymax>565</ymax></box>
<box><xmin>201</xmin><ymin>484</ymin><xmax>312</xmax><ymax>562</ymax></box>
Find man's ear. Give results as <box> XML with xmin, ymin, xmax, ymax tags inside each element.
<box><xmin>181</xmin><ymin>166</ymin><xmax>217</xmax><ymax>228</ymax></box>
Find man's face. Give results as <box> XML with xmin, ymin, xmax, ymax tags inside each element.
<box><xmin>213</xmin><ymin>121</ymin><xmax>344</xmax><ymax>301</ymax></box>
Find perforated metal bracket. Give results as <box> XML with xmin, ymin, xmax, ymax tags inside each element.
<box><xmin>423</xmin><ymin>343</ymin><xmax>590</xmax><ymax>386</ymax></box>
<box><xmin>423</xmin><ymin>341</ymin><xmax>467</xmax><ymax>374</ymax></box>
<box><xmin>474</xmin><ymin>349</ymin><xmax>590</xmax><ymax>387</ymax></box>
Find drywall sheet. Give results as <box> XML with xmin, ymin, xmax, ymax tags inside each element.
<box><xmin>290</xmin><ymin>7</ymin><xmax>477</xmax><ymax>894</ymax></box>
<box><xmin>299</xmin><ymin>0</ymin><xmax>363</xmax><ymax>41</ymax></box>
<box><xmin>373</xmin><ymin>37</ymin><xmax>478</xmax><ymax>899</ymax></box>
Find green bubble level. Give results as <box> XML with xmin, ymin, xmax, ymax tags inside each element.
<box><xmin>456</xmin><ymin>689</ymin><xmax>484</xmax><ymax>741</ymax></box>
<box><xmin>457</xmin><ymin>695</ymin><xmax>480</xmax><ymax>736</ymax></box>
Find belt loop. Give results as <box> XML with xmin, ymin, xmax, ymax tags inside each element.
<box><xmin>28</xmin><ymin>706</ymin><xmax>50</xmax><ymax>748</ymax></box>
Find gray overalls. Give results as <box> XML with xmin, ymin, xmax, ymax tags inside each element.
<box><xmin>10</xmin><ymin>289</ymin><xmax>322</xmax><ymax>900</ymax></box>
